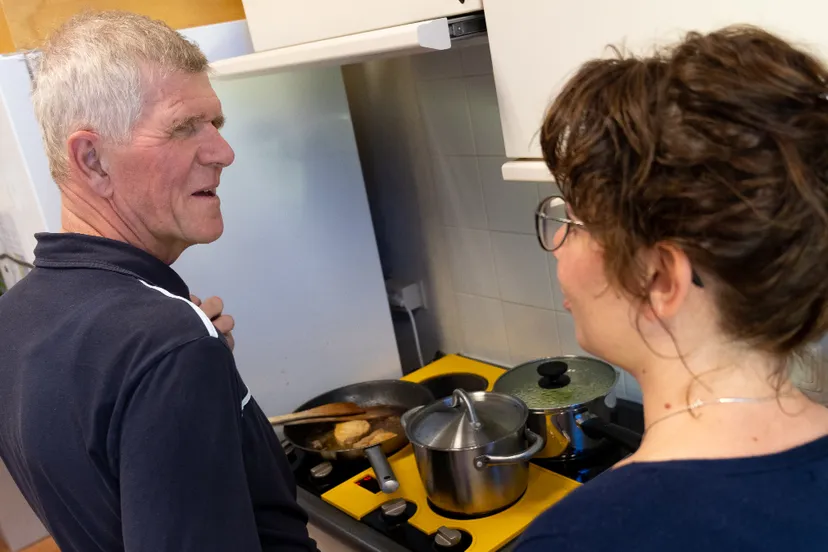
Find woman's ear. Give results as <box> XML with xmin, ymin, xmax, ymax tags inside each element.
<box><xmin>643</xmin><ymin>243</ymin><xmax>695</xmax><ymax>321</ymax></box>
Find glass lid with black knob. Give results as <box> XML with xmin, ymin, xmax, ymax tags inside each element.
<box><xmin>492</xmin><ymin>356</ymin><xmax>618</xmax><ymax>411</ymax></box>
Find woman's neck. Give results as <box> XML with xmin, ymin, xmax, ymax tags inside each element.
<box><xmin>638</xmin><ymin>347</ymin><xmax>783</xmax><ymax>429</ymax></box>
<box><xmin>625</xmin><ymin>348</ymin><xmax>828</xmax><ymax>464</ymax></box>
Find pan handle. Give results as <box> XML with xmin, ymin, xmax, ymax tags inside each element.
<box><xmin>577</xmin><ymin>415</ymin><xmax>642</xmax><ymax>452</ymax></box>
<box><xmin>364</xmin><ymin>445</ymin><xmax>399</xmax><ymax>494</ymax></box>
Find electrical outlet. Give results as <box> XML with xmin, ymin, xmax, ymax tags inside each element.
<box><xmin>385</xmin><ymin>280</ymin><xmax>424</xmax><ymax>311</ymax></box>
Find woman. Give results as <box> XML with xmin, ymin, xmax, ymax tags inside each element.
<box><xmin>518</xmin><ymin>26</ymin><xmax>828</xmax><ymax>550</ymax></box>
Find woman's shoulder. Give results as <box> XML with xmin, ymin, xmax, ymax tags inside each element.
<box><xmin>516</xmin><ymin>465</ymin><xmax>678</xmax><ymax>550</ymax></box>
<box><xmin>516</xmin><ymin>442</ymin><xmax>828</xmax><ymax>552</ymax></box>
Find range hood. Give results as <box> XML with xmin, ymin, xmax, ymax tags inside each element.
<box><xmin>211</xmin><ymin>13</ymin><xmax>486</xmax><ymax>80</ymax></box>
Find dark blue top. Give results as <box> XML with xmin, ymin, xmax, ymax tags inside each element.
<box><xmin>0</xmin><ymin>233</ymin><xmax>317</xmax><ymax>552</ymax></box>
<box><xmin>517</xmin><ymin>435</ymin><xmax>828</xmax><ymax>551</ymax></box>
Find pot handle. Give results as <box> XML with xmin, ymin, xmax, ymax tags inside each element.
<box><xmin>474</xmin><ymin>428</ymin><xmax>547</xmax><ymax>469</ymax></box>
<box><xmin>451</xmin><ymin>389</ymin><xmax>482</xmax><ymax>430</ymax></box>
<box><xmin>364</xmin><ymin>445</ymin><xmax>400</xmax><ymax>493</ymax></box>
<box><xmin>577</xmin><ymin>416</ymin><xmax>642</xmax><ymax>452</ymax></box>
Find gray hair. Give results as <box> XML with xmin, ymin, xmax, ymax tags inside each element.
<box><xmin>31</xmin><ymin>11</ymin><xmax>209</xmax><ymax>183</ymax></box>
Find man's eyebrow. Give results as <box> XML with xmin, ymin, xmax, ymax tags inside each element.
<box><xmin>169</xmin><ymin>113</ymin><xmax>226</xmax><ymax>130</ymax></box>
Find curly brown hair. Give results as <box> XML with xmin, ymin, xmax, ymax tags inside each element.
<box><xmin>541</xmin><ymin>26</ymin><xmax>828</xmax><ymax>358</ymax></box>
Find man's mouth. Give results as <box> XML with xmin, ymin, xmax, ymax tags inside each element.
<box><xmin>192</xmin><ymin>188</ymin><xmax>217</xmax><ymax>197</ymax></box>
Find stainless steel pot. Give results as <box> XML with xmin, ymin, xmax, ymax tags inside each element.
<box><xmin>401</xmin><ymin>389</ymin><xmax>546</xmax><ymax>516</ymax></box>
<box><xmin>493</xmin><ymin>356</ymin><xmax>642</xmax><ymax>459</ymax></box>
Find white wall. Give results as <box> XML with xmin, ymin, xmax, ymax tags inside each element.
<box><xmin>0</xmin><ymin>55</ymin><xmax>58</xmax><ymax>236</ymax></box>
<box><xmin>344</xmin><ymin>42</ymin><xmax>644</xmax><ymax>401</ymax></box>
<box><xmin>0</xmin><ymin>56</ymin><xmax>49</xmax><ymax>292</ymax></box>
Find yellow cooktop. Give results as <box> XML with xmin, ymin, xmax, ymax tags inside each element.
<box><xmin>400</xmin><ymin>354</ymin><xmax>508</xmax><ymax>391</ymax></box>
<box><xmin>321</xmin><ymin>355</ymin><xmax>581</xmax><ymax>552</ymax></box>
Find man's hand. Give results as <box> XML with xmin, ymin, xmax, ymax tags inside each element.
<box><xmin>190</xmin><ymin>294</ymin><xmax>235</xmax><ymax>351</ymax></box>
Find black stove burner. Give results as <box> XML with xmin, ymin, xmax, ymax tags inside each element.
<box><xmin>425</xmin><ymin>491</ymin><xmax>526</xmax><ymax>521</ymax></box>
<box><xmin>532</xmin><ymin>438</ymin><xmax>629</xmax><ymax>483</ymax></box>
<box><xmin>418</xmin><ymin>373</ymin><xmax>488</xmax><ymax>399</ymax></box>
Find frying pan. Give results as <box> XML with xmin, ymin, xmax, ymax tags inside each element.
<box><xmin>283</xmin><ymin>379</ymin><xmax>434</xmax><ymax>493</ymax></box>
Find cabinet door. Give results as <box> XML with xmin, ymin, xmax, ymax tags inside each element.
<box><xmin>485</xmin><ymin>0</ymin><xmax>828</xmax><ymax>160</ymax></box>
<box><xmin>242</xmin><ymin>0</ymin><xmax>482</xmax><ymax>52</ymax></box>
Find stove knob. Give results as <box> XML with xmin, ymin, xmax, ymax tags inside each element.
<box><xmin>434</xmin><ymin>527</ymin><xmax>462</xmax><ymax>548</ymax></box>
<box><xmin>279</xmin><ymin>440</ymin><xmax>295</xmax><ymax>455</ymax></box>
<box><xmin>310</xmin><ymin>462</ymin><xmax>333</xmax><ymax>479</ymax></box>
<box><xmin>380</xmin><ymin>498</ymin><xmax>408</xmax><ymax>519</ymax></box>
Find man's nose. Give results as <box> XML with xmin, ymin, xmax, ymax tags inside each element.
<box><xmin>201</xmin><ymin>129</ymin><xmax>235</xmax><ymax>168</ymax></box>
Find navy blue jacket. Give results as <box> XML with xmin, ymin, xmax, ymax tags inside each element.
<box><xmin>517</xmin><ymin>435</ymin><xmax>828</xmax><ymax>551</ymax></box>
<box><xmin>0</xmin><ymin>233</ymin><xmax>316</xmax><ymax>552</ymax></box>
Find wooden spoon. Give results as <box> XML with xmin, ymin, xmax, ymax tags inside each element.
<box><xmin>268</xmin><ymin>402</ymin><xmax>365</xmax><ymax>426</ymax></box>
<box><xmin>269</xmin><ymin>405</ymin><xmax>403</xmax><ymax>427</ymax></box>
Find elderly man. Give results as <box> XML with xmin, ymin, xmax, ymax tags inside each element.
<box><xmin>0</xmin><ymin>11</ymin><xmax>316</xmax><ymax>552</ymax></box>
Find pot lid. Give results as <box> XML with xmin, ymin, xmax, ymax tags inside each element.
<box><xmin>406</xmin><ymin>390</ymin><xmax>528</xmax><ymax>451</ymax></box>
<box><xmin>493</xmin><ymin>356</ymin><xmax>617</xmax><ymax>411</ymax></box>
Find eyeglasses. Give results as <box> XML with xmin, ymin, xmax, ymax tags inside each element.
<box><xmin>536</xmin><ymin>195</ymin><xmax>705</xmax><ymax>288</ymax></box>
<box><xmin>536</xmin><ymin>196</ymin><xmax>584</xmax><ymax>253</ymax></box>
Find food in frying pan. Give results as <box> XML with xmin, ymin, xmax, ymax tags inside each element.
<box><xmin>304</xmin><ymin>414</ymin><xmax>403</xmax><ymax>451</ymax></box>
<box><xmin>353</xmin><ymin>429</ymin><xmax>397</xmax><ymax>448</ymax></box>
<box><xmin>334</xmin><ymin>420</ymin><xmax>371</xmax><ymax>446</ymax></box>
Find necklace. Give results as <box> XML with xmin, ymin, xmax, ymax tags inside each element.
<box><xmin>645</xmin><ymin>395</ymin><xmax>783</xmax><ymax>432</ymax></box>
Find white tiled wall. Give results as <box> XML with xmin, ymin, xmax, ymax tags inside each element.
<box><xmin>343</xmin><ymin>41</ymin><xmax>642</xmax><ymax>402</ymax></box>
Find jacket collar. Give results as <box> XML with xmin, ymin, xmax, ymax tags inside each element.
<box><xmin>33</xmin><ymin>233</ymin><xmax>190</xmax><ymax>299</ymax></box>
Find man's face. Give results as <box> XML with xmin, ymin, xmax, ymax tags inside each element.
<box><xmin>104</xmin><ymin>70</ymin><xmax>235</xmax><ymax>262</ymax></box>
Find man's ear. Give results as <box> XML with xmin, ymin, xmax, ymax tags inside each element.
<box><xmin>642</xmin><ymin>243</ymin><xmax>694</xmax><ymax>322</ymax></box>
<box><xmin>66</xmin><ymin>130</ymin><xmax>111</xmax><ymax>197</ymax></box>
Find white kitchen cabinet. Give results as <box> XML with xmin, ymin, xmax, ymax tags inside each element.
<box><xmin>485</xmin><ymin>0</ymin><xmax>828</xmax><ymax>164</ymax></box>
<box><xmin>241</xmin><ymin>0</ymin><xmax>482</xmax><ymax>52</ymax></box>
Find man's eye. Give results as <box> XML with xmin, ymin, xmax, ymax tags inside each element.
<box><xmin>173</xmin><ymin>122</ymin><xmax>197</xmax><ymax>136</ymax></box>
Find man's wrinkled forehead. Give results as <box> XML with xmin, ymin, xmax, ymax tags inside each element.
<box><xmin>138</xmin><ymin>67</ymin><xmax>223</xmax><ymax>126</ymax></box>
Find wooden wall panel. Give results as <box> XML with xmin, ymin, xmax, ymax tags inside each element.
<box><xmin>0</xmin><ymin>0</ymin><xmax>246</xmax><ymax>50</ymax></box>
<box><xmin>0</xmin><ymin>7</ymin><xmax>13</xmax><ymax>54</ymax></box>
